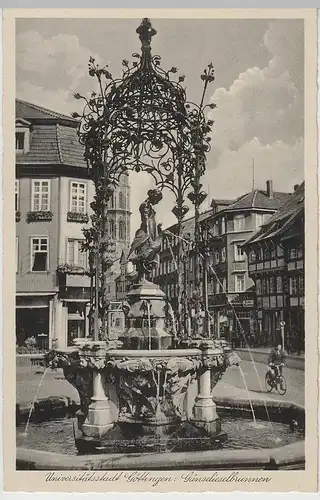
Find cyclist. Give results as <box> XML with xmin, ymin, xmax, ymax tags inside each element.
<box><xmin>267</xmin><ymin>344</ymin><xmax>285</xmax><ymax>388</ymax></box>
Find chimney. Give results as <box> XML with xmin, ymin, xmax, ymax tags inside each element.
<box><xmin>266</xmin><ymin>180</ymin><xmax>273</xmax><ymax>199</ymax></box>
<box><xmin>294</xmin><ymin>184</ymin><xmax>299</xmax><ymax>191</ymax></box>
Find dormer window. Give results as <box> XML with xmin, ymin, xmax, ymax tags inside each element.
<box><xmin>15</xmin><ymin>118</ymin><xmax>31</xmax><ymax>154</ymax></box>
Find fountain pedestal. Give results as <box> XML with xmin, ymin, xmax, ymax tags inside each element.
<box><xmin>192</xmin><ymin>340</ymin><xmax>221</xmax><ymax>435</ymax></box>
<box><xmin>82</xmin><ymin>371</ymin><xmax>114</xmax><ymax>438</ymax></box>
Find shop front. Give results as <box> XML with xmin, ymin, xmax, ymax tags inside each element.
<box><xmin>16</xmin><ymin>293</ymin><xmax>54</xmax><ymax>350</ymax></box>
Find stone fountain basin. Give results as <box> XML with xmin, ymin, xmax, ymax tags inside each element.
<box><xmin>16</xmin><ymin>398</ymin><xmax>305</xmax><ymax>470</ymax></box>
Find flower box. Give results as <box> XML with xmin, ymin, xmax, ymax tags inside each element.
<box><xmin>67</xmin><ymin>212</ymin><xmax>89</xmax><ymax>223</ymax></box>
<box><xmin>27</xmin><ymin>211</ymin><xmax>53</xmax><ymax>222</ymax></box>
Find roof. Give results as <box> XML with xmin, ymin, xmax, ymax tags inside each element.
<box><xmin>225</xmin><ymin>189</ymin><xmax>291</xmax><ymax>212</ymax></box>
<box><xmin>16</xmin><ymin>99</ymin><xmax>78</xmax><ymax>126</ymax></box>
<box><xmin>243</xmin><ymin>182</ymin><xmax>304</xmax><ymax>246</ymax></box>
<box><xmin>165</xmin><ymin>208</ymin><xmax>212</xmax><ymax>238</ymax></box>
<box><xmin>211</xmin><ymin>198</ymin><xmax>233</xmax><ymax>207</ymax></box>
<box><xmin>16</xmin><ymin>99</ymin><xmax>86</xmax><ymax>168</ymax></box>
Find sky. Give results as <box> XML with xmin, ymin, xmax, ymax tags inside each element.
<box><xmin>16</xmin><ymin>17</ymin><xmax>304</xmax><ymax>235</ymax></box>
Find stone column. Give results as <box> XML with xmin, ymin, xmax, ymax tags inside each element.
<box><xmin>82</xmin><ymin>362</ymin><xmax>115</xmax><ymax>439</ymax></box>
<box><xmin>192</xmin><ymin>340</ymin><xmax>221</xmax><ymax>435</ymax></box>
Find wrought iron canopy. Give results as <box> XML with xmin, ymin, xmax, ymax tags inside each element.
<box><xmin>74</xmin><ymin>18</ymin><xmax>216</xmax><ymax>210</ymax></box>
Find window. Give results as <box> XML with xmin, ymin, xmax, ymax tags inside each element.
<box><xmin>32</xmin><ymin>180</ymin><xmax>50</xmax><ymax>211</ymax></box>
<box><xmin>263</xmin><ymin>213</ymin><xmax>271</xmax><ymax>224</ymax></box>
<box><xmin>70</xmin><ymin>182</ymin><xmax>86</xmax><ymax>213</ymax></box>
<box><xmin>256</xmin><ymin>279</ymin><xmax>261</xmax><ymax>295</ymax></box>
<box><xmin>290</xmin><ymin>276</ymin><xmax>298</xmax><ymax>296</ymax></box>
<box><xmin>270</xmin><ymin>245</ymin><xmax>276</xmax><ymax>259</ymax></box>
<box><xmin>16</xmin><ymin>237</ymin><xmax>19</xmax><ymax>273</ymax></box>
<box><xmin>119</xmin><ymin>220</ymin><xmax>125</xmax><ymax>240</ymax></box>
<box><xmin>234</xmin><ymin>244</ymin><xmax>245</xmax><ymax>261</ymax></box>
<box><xmin>109</xmin><ymin>194</ymin><xmax>115</xmax><ymax>209</ymax></box>
<box><xmin>235</xmin><ymin>274</ymin><xmax>245</xmax><ymax>292</ymax></box>
<box><xmin>221</xmin><ymin>247</ymin><xmax>226</xmax><ymax>262</ymax></box>
<box><xmin>256</xmin><ymin>214</ymin><xmax>264</xmax><ymax>227</ymax></box>
<box><xmin>249</xmin><ymin>250</ymin><xmax>256</xmax><ymax>262</ymax></box>
<box><xmin>15</xmin><ymin>180</ymin><xmax>19</xmax><ymax>211</ymax></box>
<box><xmin>270</xmin><ymin>276</ymin><xmax>276</xmax><ymax>294</ymax></box>
<box><xmin>289</xmin><ymin>248</ymin><xmax>298</xmax><ymax>260</ymax></box>
<box><xmin>119</xmin><ymin>192</ymin><xmax>125</xmax><ymax>209</ymax></box>
<box><xmin>215</xmin><ymin>250</ymin><xmax>220</xmax><ymax>264</ymax></box>
<box><xmin>298</xmin><ymin>275</ymin><xmax>304</xmax><ymax>295</ymax></box>
<box><xmin>276</xmin><ymin>276</ymin><xmax>283</xmax><ymax>293</ymax></box>
<box><xmin>222</xmin><ymin>278</ymin><xmax>227</xmax><ymax>292</ymax></box>
<box><xmin>109</xmin><ymin>219</ymin><xmax>116</xmax><ymax>239</ymax></box>
<box><xmin>233</xmin><ymin>215</ymin><xmax>245</xmax><ymax>231</ymax></box>
<box><xmin>256</xmin><ymin>246</ymin><xmax>263</xmax><ymax>261</ymax></box>
<box><xmin>298</xmin><ymin>246</ymin><xmax>303</xmax><ymax>259</ymax></box>
<box><xmin>15</xmin><ymin>132</ymin><xmax>25</xmax><ymax>151</ymax></box>
<box><xmin>31</xmin><ymin>237</ymin><xmax>49</xmax><ymax>271</ymax></box>
<box><xmin>67</xmin><ymin>239</ymin><xmax>87</xmax><ymax>268</ymax></box>
<box><xmin>221</xmin><ymin>217</ymin><xmax>226</xmax><ymax>234</ymax></box>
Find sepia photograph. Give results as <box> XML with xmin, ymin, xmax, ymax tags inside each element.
<box><xmin>2</xmin><ymin>8</ymin><xmax>318</xmax><ymax>494</ymax></box>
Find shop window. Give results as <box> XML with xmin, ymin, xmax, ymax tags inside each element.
<box><xmin>32</xmin><ymin>180</ymin><xmax>50</xmax><ymax>211</ymax></box>
<box><xmin>70</xmin><ymin>182</ymin><xmax>86</xmax><ymax>213</ymax></box>
<box><xmin>31</xmin><ymin>237</ymin><xmax>49</xmax><ymax>271</ymax></box>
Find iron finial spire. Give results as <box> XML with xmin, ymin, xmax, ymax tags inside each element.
<box><xmin>136</xmin><ymin>18</ymin><xmax>157</xmax><ymax>46</ymax></box>
<box><xmin>136</xmin><ymin>18</ymin><xmax>157</xmax><ymax>68</ymax></box>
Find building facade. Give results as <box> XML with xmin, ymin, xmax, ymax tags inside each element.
<box><xmin>202</xmin><ymin>181</ymin><xmax>291</xmax><ymax>342</ymax></box>
<box><xmin>243</xmin><ymin>183</ymin><xmax>304</xmax><ymax>351</ymax></box>
<box><xmin>151</xmin><ymin>181</ymin><xmax>291</xmax><ymax>341</ymax></box>
<box><xmin>15</xmin><ymin>99</ymin><xmax>131</xmax><ymax>349</ymax></box>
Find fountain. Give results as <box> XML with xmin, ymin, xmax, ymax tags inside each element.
<box><xmin>16</xmin><ymin>18</ymin><xmax>305</xmax><ymax>470</ymax></box>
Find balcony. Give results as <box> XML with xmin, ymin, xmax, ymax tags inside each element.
<box><xmin>27</xmin><ymin>211</ymin><xmax>53</xmax><ymax>222</ymax></box>
<box><xmin>67</xmin><ymin>212</ymin><xmax>89</xmax><ymax>223</ymax></box>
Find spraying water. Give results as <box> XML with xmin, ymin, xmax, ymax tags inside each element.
<box><xmin>238</xmin><ymin>365</ymin><xmax>257</xmax><ymax>425</ymax></box>
<box><xmin>22</xmin><ymin>366</ymin><xmax>49</xmax><ymax>436</ymax></box>
<box><xmin>205</xmin><ymin>262</ymin><xmax>272</xmax><ymax>424</ymax></box>
<box><xmin>146</xmin><ymin>300</ymin><xmax>152</xmax><ymax>350</ymax></box>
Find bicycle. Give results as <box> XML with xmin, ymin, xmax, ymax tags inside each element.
<box><xmin>265</xmin><ymin>364</ymin><xmax>287</xmax><ymax>395</ymax></box>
